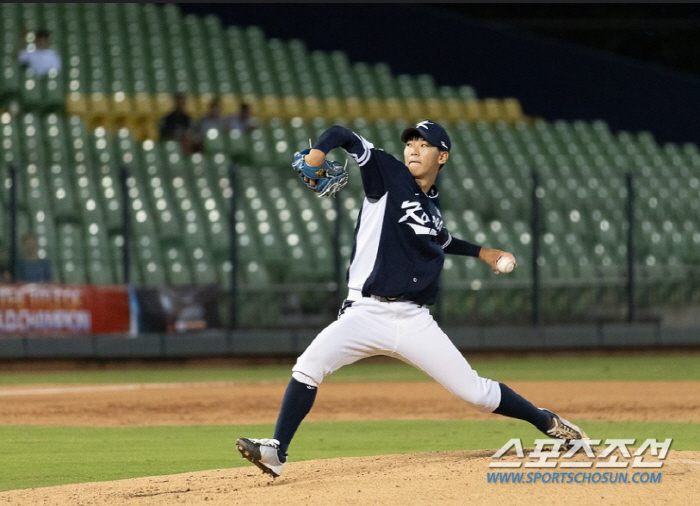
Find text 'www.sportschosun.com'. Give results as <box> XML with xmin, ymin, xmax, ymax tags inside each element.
<box><xmin>487</xmin><ymin>471</ymin><xmax>662</xmax><ymax>485</ymax></box>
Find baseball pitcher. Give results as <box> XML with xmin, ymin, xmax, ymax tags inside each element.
<box><xmin>237</xmin><ymin>120</ymin><xmax>588</xmax><ymax>478</ymax></box>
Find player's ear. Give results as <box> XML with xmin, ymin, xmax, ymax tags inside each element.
<box><xmin>438</xmin><ymin>151</ymin><xmax>449</xmax><ymax>165</ymax></box>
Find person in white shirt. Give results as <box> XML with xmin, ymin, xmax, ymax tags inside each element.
<box><xmin>17</xmin><ymin>29</ymin><xmax>62</xmax><ymax>76</ymax></box>
<box><xmin>226</xmin><ymin>102</ymin><xmax>258</xmax><ymax>134</ymax></box>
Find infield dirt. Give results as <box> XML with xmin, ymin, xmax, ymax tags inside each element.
<box><xmin>0</xmin><ymin>379</ymin><xmax>697</xmax><ymax>504</ymax></box>
<box><xmin>0</xmin><ymin>380</ymin><xmax>698</xmax><ymax>425</ymax></box>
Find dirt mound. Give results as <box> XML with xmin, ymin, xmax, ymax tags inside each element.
<box><xmin>1</xmin><ymin>450</ymin><xmax>697</xmax><ymax>505</ymax></box>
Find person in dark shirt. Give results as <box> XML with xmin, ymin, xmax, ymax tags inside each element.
<box><xmin>159</xmin><ymin>92</ymin><xmax>194</xmax><ymax>156</ymax></box>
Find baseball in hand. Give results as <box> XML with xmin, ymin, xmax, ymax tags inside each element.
<box><xmin>496</xmin><ymin>256</ymin><xmax>516</xmax><ymax>274</ymax></box>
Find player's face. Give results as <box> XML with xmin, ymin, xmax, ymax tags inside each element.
<box><xmin>403</xmin><ymin>138</ymin><xmax>448</xmax><ymax>183</ymax></box>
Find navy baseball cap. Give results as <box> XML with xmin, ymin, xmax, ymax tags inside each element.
<box><xmin>401</xmin><ymin>119</ymin><xmax>451</xmax><ymax>152</ymax></box>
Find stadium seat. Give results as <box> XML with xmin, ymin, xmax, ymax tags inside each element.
<box><xmin>227</xmin><ymin>126</ymin><xmax>250</xmax><ymax>163</ymax></box>
<box><xmin>161</xmin><ymin>238</ymin><xmax>194</xmax><ymax>285</ymax></box>
<box><xmin>1</xmin><ymin>59</ymin><xmax>22</xmax><ymax>105</ymax></box>
<box><xmin>133</xmin><ymin>233</ymin><xmax>167</xmax><ymax>286</ymax></box>
<box><xmin>19</xmin><ymin>70</ymin><xmax>45</xmax><ymax>112</ymax></box>
<box><xmin>56</xmin><ymin>222</ymin><xmax>88</xmax><ymax>284</ymax></box>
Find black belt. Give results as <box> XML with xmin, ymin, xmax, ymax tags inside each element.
<box><xmin>378</xmin><ymin>296</ymin><xmax>407</xmax><ymax>302</ymax></box>
<box><xmin>372</xmin><ymin>295</ymin><xmax>425</xmax><ymax>307</ymax></box>
<box><xmin>345</xmin><ymin>289</ymin><xmax>426</xmax><ymax>307</ymax></box>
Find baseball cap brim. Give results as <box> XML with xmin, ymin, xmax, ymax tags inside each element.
<box><xmin>400</xmin><ymin>126</ymin><xmax>450</xmax><ymax>151</ymax></box>
<box><xmin>401</xmin><ymin>127</ymin><xmax>423</xmax><ymax>144</ymax></box>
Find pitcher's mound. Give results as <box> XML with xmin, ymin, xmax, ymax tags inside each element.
<box><xmin>2</xmin><ymin>450</ymin><xmax>698</xmax><ymax>505</ymax></box>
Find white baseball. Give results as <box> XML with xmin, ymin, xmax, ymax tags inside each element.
<box><xmin>496</xmin><ymin>256</ymin><xmax>515</xmax><ymax>274</ymax></box>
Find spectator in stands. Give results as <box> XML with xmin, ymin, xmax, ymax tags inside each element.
<box><xmin>226</xmin><ymin>102</ymin><xmax>258</xmax><ymax>134</ymax></box>
<box><xmin>16</xmin><ymin>29</ymin><xmax>62</xmax><ymax>76</ymax></box>
<box><xmin>159</xmin><ymin>92</ymin><xmax>194</xmax><ymax>156</ymax></box>
<box><xmin>192</xmin><ymin>96</ymin><xmax>228</xmax><ymax>153</ymax></box>
<box><xmin>15</xmin><ymin>232</ymin><xmax>52</xmax><ymax>283</ymax></box>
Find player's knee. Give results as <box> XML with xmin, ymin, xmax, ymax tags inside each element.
<box><xmin>292</xmin><ymin>350</ymin><xmax>325</xmax><ymax>386</ymax></box>
<box><xmin>291</xmin><ymin>370</ymin><xmax>320</xmax><ymax>388</ymax></box>
<box><xmin>466</xmin><ymin>393</ymin><xmax>499</xmax><ymax>413</ymax></box>
<box><xmin>454</xmin><ymin>379</ymin><xmax>501</xmax><ymax>413</ymax></box>
<box><xmin>292</xmin><ymin>343</ymin><xmax>332</xmax><ymax>387</ymax></box>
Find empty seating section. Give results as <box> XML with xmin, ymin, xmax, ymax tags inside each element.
<box><xmin>2</xmin><ymin>3</ymin><xmax>700</xmax><ymax>324</ymax></box>
<box><xmin>1</xmin><ymin>3</ymin><xmax>525</xmax><ymax>136</ymax></box>
<box><xmin>4</xmin><ymin>110</ymin><xmax>699</xmax><ymax>293</ymax></box>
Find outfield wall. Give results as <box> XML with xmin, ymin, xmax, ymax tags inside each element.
<box><xmin>0</xmin><ymin>323</ymin><xmax>697</xmax><ymax>360</ymax></box>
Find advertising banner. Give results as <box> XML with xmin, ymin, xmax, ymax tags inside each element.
<box><xmin>0</xmin><ymin>284</ymin><xmax>131</xmax><ymax>335</ymax></box>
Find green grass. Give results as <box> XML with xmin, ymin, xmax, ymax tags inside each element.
<box><xmin>0</xmin><ymin>353</ymin><xmax>697</xmax><ymax>492</ymax></box>
<box><xmin>471</xmin><ymin>354</ymin><xmax>700</xmax><ymax>382</ymax></box>
<box><xmin>1</xmin><ymin>353</ymin><xmax>699</xmax><ymax>386</ymax></box>
<box><xmin>1</xmin><ymin>419</ymin><xmax>697</xmax><ymax>492</ymax></box>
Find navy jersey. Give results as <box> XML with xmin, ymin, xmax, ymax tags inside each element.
<box><xmin>314</xmin><ymin>126</ymin><xmax>480</xmax><ymax>305</ymax></box>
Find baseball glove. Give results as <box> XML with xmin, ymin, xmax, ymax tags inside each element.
<box><xmin>292</xmin><ymin>149</ymin><xmax>349</xmax><ymax>198</ymax></box>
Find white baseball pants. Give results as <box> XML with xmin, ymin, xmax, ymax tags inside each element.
<box><xmin>292</xmin><ymin>293</ymin><xmax>502</xmax><ymax>413</ymax></box>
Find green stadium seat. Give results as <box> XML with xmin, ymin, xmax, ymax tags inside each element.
<box><xmin>0</xmin><ymin>58</ymin><xmax>21</xmax><ymax>104</ymax></box>
<box><xmin>1</xmin><ymin>113</ymin><xmax>23</xmax><ymax>166</ymax></box>
<box><xmin>161</xmin><ymin>239</ymin><xmax>193</xmax><ymax>285</ymax></box>
<box><xmin>18</xmin><ymin>70</ymin><xmax>45</xmax><ymax>112</ymax></box>
<box><xmin>49</xmin><ymin>161</ymin><xmax>80</xmax><ymax>224</ymax></box>
<box><xmin>92</xmin><ymin>164</ymin><xmax>125</xmax><ymax>236</ymax></box>
<box><xmin>56</xmin><ymin>222</ymin><xmax>88</xmax><ymax>284</ymax></box>
<box><xmin>85</xmin><ymin>225</ymin><xmax>117</xmax><ymax>285</ymax></box>
<box><xmin>189</xmin><ymin>246</ymin><xmax>218</xmax><ymax>285</ymax></box>
<box><xmin>203</xmin><ymin>127</ymin><xmax>227</xmax><ymax>154</ymax></box>
<box><xmin>134</xmin><ymin>233</ymin><xmax>167</xmax><ymax>286</ymax></box>
<box><xmin>20</xmin><ymin>113</ymin><xmax>48</xmax><ymax>166</ymax></box>
<box><xmin>188</xmin><ymin>155</ymin><xmax>237</xmax><ymax>261</ymax></box>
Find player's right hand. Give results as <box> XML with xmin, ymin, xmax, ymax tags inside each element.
<box><xmin>304</xmin><ymin>148</ymin><xmax>326</xmax><ymax>167</ymax></box>
<box><xmin>478</xmin><ymin>248</ymin><xmax>516</xmax><ymax>274</ymax></box>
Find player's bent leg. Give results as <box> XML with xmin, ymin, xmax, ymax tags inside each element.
<box><xmin>393</xmin><ymin>310</ymin><xmax>501</xmax><ymax>412</ymax></box>
<box><xmin>392</xmin><ymin>307</ymin><xmax>588</xmax><ymax>445</ymax></box>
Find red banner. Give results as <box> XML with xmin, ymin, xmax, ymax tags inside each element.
<box><xmin>0</xmin><ymin>284</ymin><xmax>131</xmax><ymax>335</ymax></box>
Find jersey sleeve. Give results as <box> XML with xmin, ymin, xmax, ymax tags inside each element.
<box><xmin>313</xmin><ymin>125</ymin><xmax>388</xmax><ymax>198</ymax></box>
<box><xmin>313</xmin><ymin>125</ymin><xmax>374</xmax><ymax>165</ymax></box>
<box><xmin>443</xmin><ymin>233</ymin><xmax>482</xmax><ymax>257</ymax></box>
<box><xmin>437</xmin><ymin>227</ymin><xmax>452</xmax><ymax>249</ymax></box>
